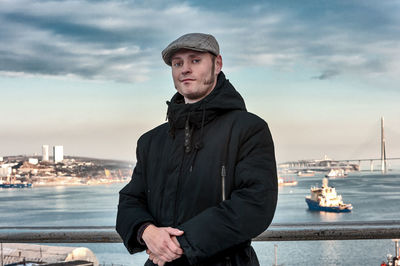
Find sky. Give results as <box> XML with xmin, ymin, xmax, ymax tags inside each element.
<box><xmin>1</xmin><ymin>0</ymin><xmax>400</xmax><ymax>165</ymax></box>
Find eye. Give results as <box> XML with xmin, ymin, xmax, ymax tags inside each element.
<box><xmin>172</xmin><ymin>62</ymin><xmax>182</xmax><ymax>67</ymax></box>
<box><xmin>192</xmin><ymin>59</ymin><xmax>200</xmax><ymax>64</ymax></box>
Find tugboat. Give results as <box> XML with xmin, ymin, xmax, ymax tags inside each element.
<box><xmin>305</xmin><ymin>178</ymin><xmax>352</xmax><ymax>212</ymax></box>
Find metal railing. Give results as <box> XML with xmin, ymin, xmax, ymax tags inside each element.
<box><xmin>1</xmin><ymin>221</ymin><xmax>400</xmax><ymax>243</ymax></box>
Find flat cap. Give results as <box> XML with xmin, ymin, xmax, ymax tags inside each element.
<box><xmin>162</xmin><ymin>33</ymin><xmax>220</xmax><ymax>66</ymax></box>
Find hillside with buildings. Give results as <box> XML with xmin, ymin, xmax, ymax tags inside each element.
<box><xmin>0</xmin><ymin>145</ymin><xmax>133</xmax><ymax>187</ymax></box>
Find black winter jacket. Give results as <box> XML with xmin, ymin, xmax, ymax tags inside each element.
<box><xmin>116</xmin><ymin>72</ymin><xmax>278</xmax><ymax>265</ymax></box>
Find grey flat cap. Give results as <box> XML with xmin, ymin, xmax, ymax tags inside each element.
<box><xmin>162</xmin><ymin>33</ymin><xmax>220</xmax><ymax>65</ymax></box>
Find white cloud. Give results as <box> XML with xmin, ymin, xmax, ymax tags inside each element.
<box><xmin>1</xmin><ymin>0</ymin><xmax>400</xmax><ymax>84</ymax></box>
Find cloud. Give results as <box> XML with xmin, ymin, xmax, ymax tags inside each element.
<box><xmin>0</xmin><ymin>0</ymin><xmax>400</xmax><ymax>83</ymax></box>
<box><xmin>216</xmin><ymin>0</ymin><xmax>400</xmax><ymax>81</ymax></box>
<box><xmin>0</xmin><ymin>0</ymin><xmax>172</xmax><ymax>82</ymax></box>
<box><xmin>312</xmin><ymin>70</ymin><xmax>340</xmax><ymax>80</ymax></box>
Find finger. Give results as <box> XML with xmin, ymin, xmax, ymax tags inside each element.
<box><xmin>162</xmin><ymin>238</ymin><xmax>183</xmax><ymax>259</ymax></box>
<box><xmin>152</xmin><ymin>257</ymin><xmax>158</xmax><ymax>265</ymax></box>
<box><xmin>154</xmin><ymin>256</ymin><xmax>168</xmax><ymax>265</ymax></box>
<box><xmin>159</xmin><ymin>235</ymin><xmax>183</xmax><ymax>259</ymax></box>
<box><xmin>162</xmin><ymin>255</ymin><xmax>173</xmax><ymax>263</ymax></box>
<box><xmin>155</xmin><ymin>242</ymin><xmax>175</xmax><ymax>261</ymax></box>
<box><xmin>171</xmin><ymin>236</ymin><xmax>183</xmax><ymax>254</ymax></box>
<box><xmin>150</xmin><ymin>246</ymin><xmax>172</xmax><ymax>263</ymax></box>
<box><xmin>165</xmin><ymin>227</ymin><xmax>184</xmax><ymax>236</ymax></box>
<box><xmin>153</xmin><ymin>257</ymin><xmax>163</xmax><ymax>266</ymax></box>
<box><xmin>167</xmin><ymin>237</ymin><xmax>183</xmax><ymax>255</ymax></box>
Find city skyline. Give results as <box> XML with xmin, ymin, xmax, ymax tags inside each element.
<box><xmin>1</xmin><ymin>0</ymin><xmax>400</xmax><ymax>163</ymax></box>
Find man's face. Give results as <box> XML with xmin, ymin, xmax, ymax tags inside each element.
<box><xmin>171</xmin><ymin>49</ymin><xmax>222</xmax><ymax>104</ymax></box>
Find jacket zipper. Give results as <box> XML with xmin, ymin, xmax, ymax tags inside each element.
<box><xmin>221</xmin><ymin>164</ymin><xmax>226</xmax><ymax>201</ymax></box>
<box><xmin>173</xmin><ymin>151</ymin><xmax>186</xmax><ymax>226</ymax></box>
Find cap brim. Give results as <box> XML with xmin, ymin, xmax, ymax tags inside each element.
<box><xmin>162</xmin><ymin>46</ymin><xmax>217</xmax><ymax>66</ymax></box>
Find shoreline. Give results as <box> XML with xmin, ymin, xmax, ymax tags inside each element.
<box><xmin>1</xmin><ymin>179</ymin><xmax>129</xmax><ymax>188</ymax></box>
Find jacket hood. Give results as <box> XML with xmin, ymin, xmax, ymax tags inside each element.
<box><xmin>166</xmin><ymin>71</ymin><xmax>246</xmax><ymax>130</ymax></box>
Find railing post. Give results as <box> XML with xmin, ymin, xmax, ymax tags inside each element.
<box><xmin>1</xmin><ymin>242</ymin><xmax>3</xmax><ymax>266</ymax></box>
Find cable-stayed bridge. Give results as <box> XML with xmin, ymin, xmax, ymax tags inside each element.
<box><xmin>279</xmin><ymin>117</ymin><xmax>399</xmax><ymax>174</ymax></box>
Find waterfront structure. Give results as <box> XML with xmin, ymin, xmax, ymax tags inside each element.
<box><xmin>0</xmin><ymin>165</ymin><xmax>11</xmax><ymax>177</ymax></box>
<box><xmin>1</xmin><ymin>243</ymin><xmax>98</xmax><ymax>266</ymax></box>
<box><xmin>42</xmin><ymin>144</ymin><xmax>49</xmax><ymax>161</ymax></box>
<box><xmin>53</xmin><ymin>145</ymin><xmax>64</xmax><ymax>163</ymax></box>
<box><xmin>0</xmin><ymin>155</ymin><xmax>132</xmax><ymax>187</ymax></box>
<box><xmin>29</xmin><ymin>158</ymin><xmax>38</xmax><ymax>165</ymax></box>
<box><xmin>279</xmin><ymin>156</ymin><xmax>359</xmax><ymax>173</ymax></box>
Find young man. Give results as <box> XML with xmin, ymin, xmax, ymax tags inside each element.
<box><xmin>116</xmin><ymin>33</ymin><xmax>278</xmax><ymax>266</ymax></box>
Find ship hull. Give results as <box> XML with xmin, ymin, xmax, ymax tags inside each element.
<box><xmin>305</xmin><ymin>198</ymin><xmax>352</xmax><ymax>213</ymax></box>
<box><xmin>0</xmin><ymin>183</ymin><xmax>32</xmax><ymax>188</ymax></box>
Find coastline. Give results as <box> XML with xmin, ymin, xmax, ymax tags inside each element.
<box><xmin>1</xmin><ymin>178</ymin><xmax>129</xmax><ymax>188</ymax></box>
<box><xmin>33</xmin><ymin>179</ymin><xmax>129</xmax><ymax>187</ymax></box>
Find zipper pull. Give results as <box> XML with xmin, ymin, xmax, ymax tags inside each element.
<box><xmin>221</xmin><ymin>165</ymin><xmax>226</xmax><ymax>201</ymax></box>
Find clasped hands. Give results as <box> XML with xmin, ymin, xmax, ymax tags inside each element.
<box><xmin>142</xmin><ymin>224</ymin><xmax>184</xmax><ymax>266</ymax></box>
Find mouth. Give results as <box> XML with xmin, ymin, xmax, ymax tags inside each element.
<box><xmin>180</xmin><ymin>78</ymin><xmax>195</xmax><ymax>83</ymax></box>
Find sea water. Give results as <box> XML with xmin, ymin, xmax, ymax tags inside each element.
<box><xmin>1</xmin><ymin>172</ymin><xmax>399</xmax><ymax>265</ymax></box>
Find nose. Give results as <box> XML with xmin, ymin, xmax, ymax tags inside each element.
<box><xmin>181</xmin><ymin>61</ymin><xmax>191</xmax><ymax>75</ymax></box>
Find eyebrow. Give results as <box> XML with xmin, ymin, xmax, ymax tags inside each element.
<box><xmin>171</xmin><ymin>52</ymin><xmax>204</xmax><ymax>61</ymax></box>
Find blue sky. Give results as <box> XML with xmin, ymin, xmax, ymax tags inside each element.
<box><xmin>1</xmin><ymin>0</ymin><xmax>399</xmax><ymax>165</ymax></box>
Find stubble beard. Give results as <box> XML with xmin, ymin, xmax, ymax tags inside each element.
<box><xmin>176</xmin><ymin>62</ymin><xmax>217</xmax><ymax>102</ymax></box>
<box><xmin>203</xmin><ymin>61</ymin><xmax>216</xmax><ymax>86</ymax></box>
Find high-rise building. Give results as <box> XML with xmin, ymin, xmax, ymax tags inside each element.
<box><xmin>0</xmin><ymin>166</ymin><xmax>11</xmax><ymax>177</ymax></box>
<box><xmin>42</xmin><ymin>145</ymin><xmax>49</xmax><ymax>161</ymax></box>
<box><xmin>53</xmin><ymin>145</ymin><xmax>64</xmax><ymax>163</ymax></box>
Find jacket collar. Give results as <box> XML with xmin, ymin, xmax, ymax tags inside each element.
<box><xmin>166</xmin><ymin>71</ymin><xmax>246</xmax><ymax>130</ymax></box>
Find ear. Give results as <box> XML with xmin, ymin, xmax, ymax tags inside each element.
<box><xmin>215</xmin><ymin>55</ymin><xmax>223</xmax><ymax>75</ymax></box>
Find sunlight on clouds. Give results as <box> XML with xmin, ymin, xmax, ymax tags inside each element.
<box><xmin>247</xmin><ymin>53</ymin><xmax>298</xmax><ymax>66</ymax></box>
<box><xmin>329</xmin><ymin>55</ymin><xmax>367</xmax><ymax>66</ymax></box>
<box><xmin>1</xmin><ymin>0</ymin><xmax>400</xmax><ymax>161</ymax></box>
<box><xmin>1</xmin><ymin>0</ymin><xmax>400</xmax><ymax>84</ymax></box>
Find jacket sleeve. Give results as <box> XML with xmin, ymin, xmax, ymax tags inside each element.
<box><xmin>116</xmin><ymin>136</ymin><xmax>155</xmax><ymax>254</ymax></box>
<box><xmin>177</xmin><ymin>119</ymin><xmax>278</xmax><ymax>264</ymax></box>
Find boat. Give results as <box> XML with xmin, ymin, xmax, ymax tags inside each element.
<box><xmin>0</xmin><ymin>182</ymin><xmax>32</xmax><ymax>188</ymax></box>
<box><xmin>278</xmin><ymin>176</ymin><xmax>298</xmax><ymax>186</ymax></box>
<box><xmin>305</xmin><ymin>178</ymin><xmax>352</xmax><ymax>212</ymax></box>
<box><xmin>297</xmin><ymin>170</ymin><xmax>315</xmax><ymax>177</ymax></box>
<box><xmin>325</xmin><ymin>168</ymin><xmax>348</xmax><ymax>178</ymax></box>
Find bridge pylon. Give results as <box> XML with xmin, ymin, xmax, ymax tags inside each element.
<box><xmin>381</xmin><ymin>117</ymin><xmax>387</xmax><ymax>174</ymax></box>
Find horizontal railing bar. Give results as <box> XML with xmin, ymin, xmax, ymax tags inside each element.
<box><xmin>254</xmin><ymin>227</ymin><xmax>400</xmax><ymax>241</ymax></box>
<box><xmin>269</xmin><ymin>220</ymin><xmax>400</xmax><ymax>227</ymax></box>
<box><xmin>1</xmin><ymin>225</ymin><xmax>400</xmax><ymax>243</ymax></box>
<box><xmin>0</xmin><ymin>226</ymin><xmax>116</xmax><ymax>230</ymax></box>
<box><xmin>0</xmin><ymin>231</ymin><xmax>121</xmax><ymax>243</ymax></box>
<box><xmin>2</xmin><ymin>220</ymin><xmax>400</xmax><ymax>230</ymax></box>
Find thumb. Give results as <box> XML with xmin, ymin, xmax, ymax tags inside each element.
<box><xmin>165</xmin><ymin>227</ymin><xmax>184</xmax><ymax>236</ymax></box>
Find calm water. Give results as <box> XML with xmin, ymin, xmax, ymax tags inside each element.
<box><xmin>1</xmin><ymin>172</ymin><xmax>400</xmax><ymax>265</ymax></box>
